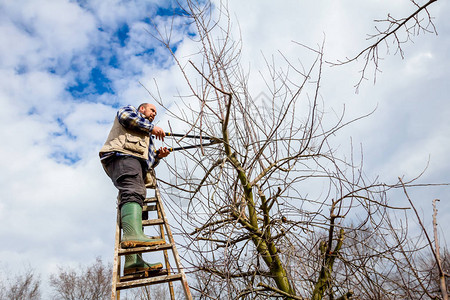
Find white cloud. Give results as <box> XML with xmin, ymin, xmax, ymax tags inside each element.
<box><xmin>403</xmin><ymin>51</ymin><xmax>434</xmax><ymax>77</ymax></box>
<box><xmin>0</xmin><ymin>0</ymin><xmax>97</xmax><ymax>71</ymax></box>
<box><xmin>85</xmin><ymin>0</ymin><xmax>166</xmax><ymax>30</ymax></box>
<box><xmin>0</xmin><ymin>22</ymin><xmax>37</xmax><ymax>70</ymax></box>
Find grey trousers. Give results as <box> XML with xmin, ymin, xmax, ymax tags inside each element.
<box><xmin>102</xmin><ymin>156</ymin><xmax>147</xmax><ymax>208</ymax></box>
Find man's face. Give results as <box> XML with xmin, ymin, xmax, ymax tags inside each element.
<box><xmin>140</xmin><ymin>104</ymin><xmax>157</xmax><ymax>121</ymax></box>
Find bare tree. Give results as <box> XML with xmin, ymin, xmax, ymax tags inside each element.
<box><xmin>0</xmin><ymin>267</ymin><xmax>40</xmax><ymax>300</ymax></box>
<box><xmin>143</xmin><ymin>1</ymin><xmax>447</xmax><ymax>299</ymax></box>
<box><xmin>49</xmin><ymin>257</ymin><xmax>111</xmax><ymax>300</ymax></box>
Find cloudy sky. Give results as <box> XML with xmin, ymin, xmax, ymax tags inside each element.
<box><xmin>1</xmin><ymin>0</ymin><xmax>449</xmax><ymax>297</ymax></box>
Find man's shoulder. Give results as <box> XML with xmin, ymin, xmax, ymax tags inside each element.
<box><xmin>118</xmin><ymin>105</ymin><xmax>137</xmax><ymax>112</ymax></box>
<box><xmin>117</xmin><ymin>105</ymin><xmax>140</xmax><ymax>119</ymax></box>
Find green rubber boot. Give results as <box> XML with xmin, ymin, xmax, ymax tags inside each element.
<box><xmin>120</xmin><ymin>202</ymin><xmax>165</xmax><ymax>248</ymax></box>
<box><xmin>124</xmin><ymin>254</ymin><xmax>163</xmax><ymax>275</ymax></box>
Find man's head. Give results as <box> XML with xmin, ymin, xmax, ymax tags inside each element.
<box><xmin>138</xmin><ymin>103</ymin><xmax>157</xmax><ymax>122</ymax></box>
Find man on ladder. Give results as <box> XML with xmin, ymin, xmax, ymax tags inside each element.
<box><xmin>99</xmin><ymin>103</ymin><xmax>170</xmax><ymax>275</ymax></box>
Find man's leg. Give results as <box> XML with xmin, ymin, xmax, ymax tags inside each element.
<box><xmin>105</xmin><ymin>156</ymin><xmax>146</xmax><ymax>208</ymax></box>
<box><xmin>124</xmin><ymin>254</ymin><xmax>163</xmax><ymax>275</ymax></box>
<box><xmin>103</xmin><ymin>156</ymin><xmax>163</xmax><ymax>274</ymax></box>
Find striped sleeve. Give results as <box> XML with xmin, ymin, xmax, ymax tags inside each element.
<box><xmin>117</xmin><ymin>105</ymin><xmax>154</xmax><ymax>133</ymax></box>
<box><xmin>147</xmin><ymin>136</ymin><xmax>160</xmax><ymax>168</ymax></box>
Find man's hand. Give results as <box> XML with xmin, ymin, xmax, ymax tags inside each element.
<box><xmin>157</xmin><ymin>147</ymin><xmax>171</xmax><ymax>158</ymax></box>
<box><xmin>151</xmin><ymin>126</ymin><xmax>165</xmax><ymax>141</ymax></box>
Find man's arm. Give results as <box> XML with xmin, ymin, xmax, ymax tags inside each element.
<box><xmin>117</xmin><ymin>105</ymin><xmax>154</xmax><ymax>133</ymax></box>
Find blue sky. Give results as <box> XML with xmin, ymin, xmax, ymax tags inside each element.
<box><xmin>1</xmin><ymin>0</ymin><xmax>449</xmax><ymax>298</ymax></box>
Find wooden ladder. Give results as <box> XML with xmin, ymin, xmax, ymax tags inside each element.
<box><xmin>111</xmin><ymin>183</ymin><xmax>192</xmax><ymax>299</ymax></box>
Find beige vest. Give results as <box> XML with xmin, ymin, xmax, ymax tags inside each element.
<box><xmin>99</xmin><ymin>117</ymin><xmax>150</xmax><ymax>160</ymax></box>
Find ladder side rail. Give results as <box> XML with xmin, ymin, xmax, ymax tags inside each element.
<box><xmin>155</xmin><ymin>195</ymin><xmax>175</xmax><ymax>300</ymax></box>
<box><xmin>111</xmin><ymin>209</ymin><xmax>121</xmax><ymax>300</ymax></box>
<box><xmin>155</xmin><ymin>187</ymin><xmax>193</xmax><ymax>300</ymax></box>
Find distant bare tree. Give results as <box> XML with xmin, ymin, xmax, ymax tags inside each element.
<box><xmin>426</xmin><ymin>248</ymin><xmax>450</xmax><ymax>299</ymax></box>
<box><xmin>0</xmin><ymin>267</ymin><xmax>40</xmax><ymax>300</ymax></box>
<box><xmin>49</xmin><ymin>257</ymin><xmax>111</xmax><ymax>300</ymax></box>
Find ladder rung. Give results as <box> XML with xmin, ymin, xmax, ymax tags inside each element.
<box><xmin>142</xmin><ymin>219</ymin><xmax>164</xmax><ymax>226</ymax></box>
<box><xmin>143</xmin><ymin>204</ymin><xmax>157</xmax><ymax>212</ymax></box>
<box><xmin>119</xmin><ymin>243</ymin><xmax>173</xmax><ymax>255</ymax></box>
<box><xmin>117</xmin><ymin>274</ymin><xmax>183</xmax><ymax>290</ymax></box>
<box><xmin>144</xmin><ymin>197</ymin><xmax>157</xmax><ymax>203</ymax></box>
<box><xmin>120</xmin><ymin>269</ymin><xmax>169</xmax><ymax>282</ymax></box>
